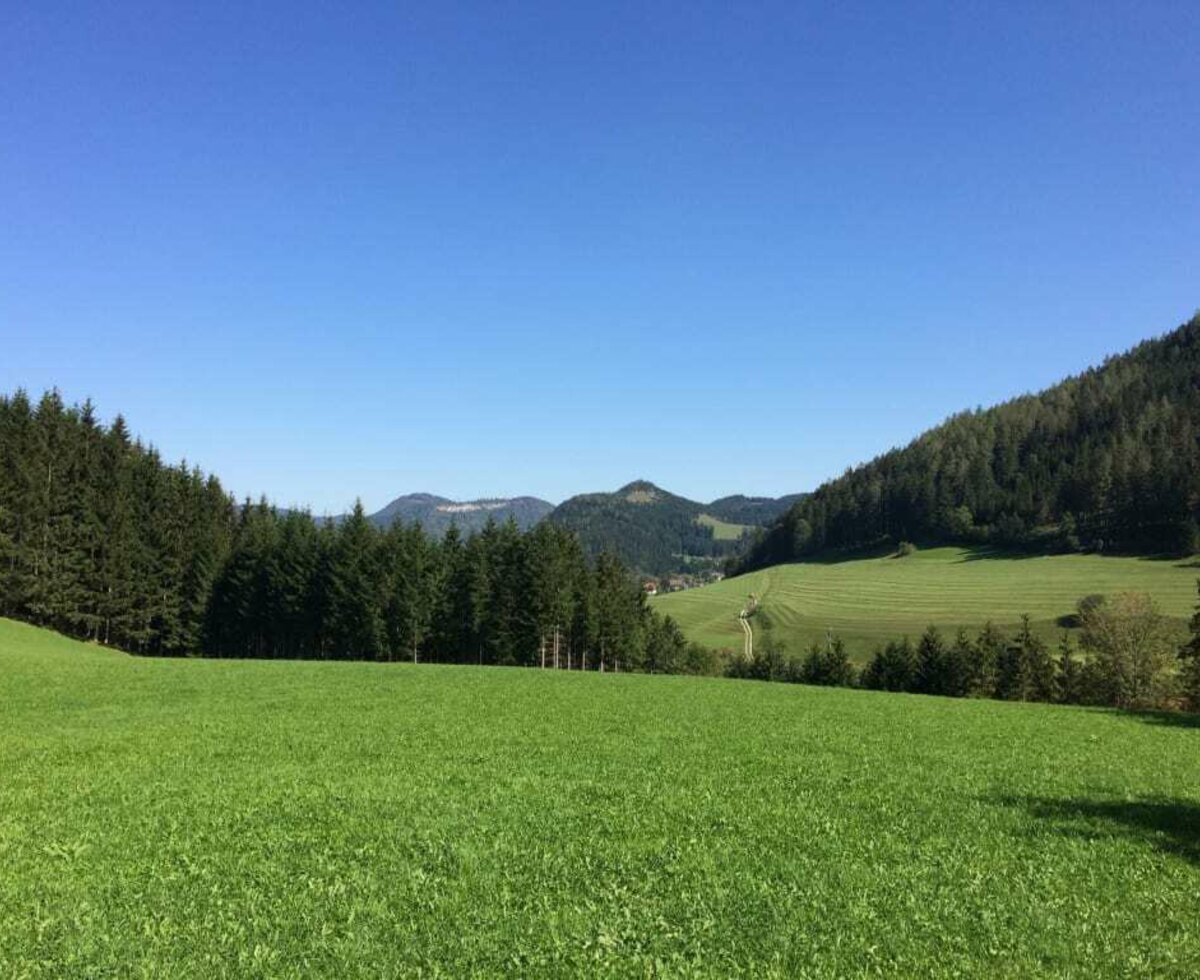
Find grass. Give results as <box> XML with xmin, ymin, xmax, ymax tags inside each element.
<box><xmin>2</xmin><ymin>617</ymin><xmax>1199</xmax><ymax>976</ymax></box>
<box><xmin>696</xmin><ymin>513</ymin><xmax>752</xmax><ymax>541</ymax></box>
<box><xmin>653</xmin><ymin>546</ymin><xmax>1200</xmax><ymax>658</ymax></box>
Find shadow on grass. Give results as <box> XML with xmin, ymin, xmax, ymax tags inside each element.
<box><xmin>790</xmin><ymin>543</ymin><xmax>1200</xmax><ymax>567</ymax></box>
<box><xmin>1117</xmin><ymin>707</ymin><xmax>1200</xmax><ymax>729</ymax></box>
<box><xmin>996</xmin><ymin>794</ymin><xmax>1200</xmax><ymax>865</ymax></box>
<box><xmin>954</xmin><ymin>546</ymin><xmax>1048</xmax><ymax>563</ymax></box>
<box><xmin>788</xmin><ymin>543</ymin><xmax>900</xmax><ymax>565</ymax></box>
<box><xmin>1129</xmin><ymin>553</ymin><xmax>1200</xmax><ymax>567</ymax></box>
<box><xmin>957</xmin><ymin>547</ymin><xmax>1200</xmax><ymax>565</ymax></box>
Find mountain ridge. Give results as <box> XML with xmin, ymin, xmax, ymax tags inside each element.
<box><xmin>363</xmin><ymin>493</ymin><xmax>554</xmax><ymax>535</ymax></box>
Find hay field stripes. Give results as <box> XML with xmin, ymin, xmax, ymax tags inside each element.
<box><xmin>653</xmin><ymin>547</ymin><xmax>1200</xmax><ymax>658</ymax></box>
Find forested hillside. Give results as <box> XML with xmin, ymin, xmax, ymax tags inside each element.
<box><xmin>706</xmin><ymin>493</ymin><xmax>805</xmax><ymax>526</ymax></box>
<box><xmin>739</xmin><ymin>315</ymin><xmax>1200</xmax><ymax>571</ymax></box>
<box><xmin>0</xmin><ymin>391</ymin><xmax>711</xmax><ymax>672</ymax></box>
<box><xmin>548</xmin><ymin>480</ymin><xmax>798</xmax><ymax>575</ymax></box>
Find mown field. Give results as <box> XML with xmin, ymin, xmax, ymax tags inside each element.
<box><xmin>653</xmin><ymin>546</ymin><xmax>1200</xmax><ymax>658</ymax></box>
<box><xmin>2</xmin><ymin>618</ymin><xmax>1198</xmax><ymax>976</ymax></box>
<box><xmin>695</xmin><ymin>513</ymin><xmax>752</xmax><ymax>541</ymax></box>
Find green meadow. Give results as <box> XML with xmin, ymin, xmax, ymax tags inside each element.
<box><xmin>695</xmin><ymin>513</ymin><xmax>752</xmax><ymax>541</ymax></box>
<box><xmin>654</xmin><ymin>546</ymin><xmax>1200</xmax><ymax>658</ymax></box>
<box><xmin>2</xmin><ymin>617</ymin><xmax>1198</xmax><ymax>977</ymax></box>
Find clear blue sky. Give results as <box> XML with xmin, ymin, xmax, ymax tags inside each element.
<box><xmin>3</xmin><ymin>2</ymin><xmax>1197</xmax><ymax>513</ymax></box>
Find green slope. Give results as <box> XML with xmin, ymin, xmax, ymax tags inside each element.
<box><xmin>695</xmin><ymin>512</ymin><xmax>751</xmax><ymax>541</ymax></box>
<box><xmin>3</xmin><ymin>617</ymin><xmax>1199</xmax><ymax>976</ymax></box>
<box><xmin>653</xmin><ymin>546</ymin><xmax>1200</xmax><ymax>657</ymax></box>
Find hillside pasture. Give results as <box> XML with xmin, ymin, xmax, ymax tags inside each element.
<box><xmin>2</xmin><ymin>617</ymin><xmax>1199</xmax><ymax>976</ymax></box>
<box><xmin>653</xmin><ymin>546</ymin><xmax>1199</xmax><ymax>658</ymax></box>
<box><xmin>695</xmin><ymin>512</ymin><xmax>752</xmax><ymax>541</ymax></box>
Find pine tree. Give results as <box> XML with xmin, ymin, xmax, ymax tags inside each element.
<box><xmin>266</xmin><ymin>509</ymin><xmax>320</xmax><ymax>659</ymax></box>
<box><xmin>798</xmin><ymin>642</ymin><xmax>824</xmax><ymax>685</ymax></box>
<box><xmin>1</xmin><ymin>391</ymin><xmax>39</xmax><ymax>617</ymax></box>
<box><xmin>432</xmin><ymin>523</ymin><xmax>470</xmax><ymax>661</ymax></box>
<box><xmin>95</xmin><ymin>416</ymin><xmax>141</xmax><ymax>648</ymax></box>
<box><xmin>1181</xmin><ymin>580</ymin><xmax>1200</xmax><ymax>711</ymax></box>
<box><xmin>822</xmin><ymin>635</ymin><xmax>856</xmax><ymax>687</ymax></box>
<box><xmin>592</xmin><ymin>550</ymin><xmax>640</xmax><ymax>672</ymax></box>
<box><xmin>68</xmin><ymin>400</ymin><xmax>107</xmax><ymax>640</ymax></box>
<box><xmin>997</xmin><ymin>615</ymin><xmax>1053</xmax><ymax>702</ymax></box>
<box><xmin>463</xmin><ymin>522</ymin><xmax>495</xmax><ymax>664</ymax></box>
<box><xmin>968</xmin><ymin>622</ymin><xmax>1004</xmax><ymax>698</ymax></box>
<box><xmin>861</xmin><ymin>637</ymin><xmax>916</xmax><ymax>692</ymax></box>
<box><xmin>381</xmin><ymin>521</ymin><xmax>440</xmax><ymax>663</ymax></box>
<box><xmin>1024</xmin><ymin>617</ymin><xmax>1056</xmax><ymax>702</ymax></box>
<box><xmin>1056</xmin><ymin>632</ymin><xmax>1081</xmax><ymax>704</ymax></box>
<box><xmin>325</xmin><ymin>502</ymin><xmax>383</xmax><ymax>659</ymax></box>
<box><xmin>915</xmin><ymin>626</ymin><xmax>948</xmax><ymax>695</ymax></box>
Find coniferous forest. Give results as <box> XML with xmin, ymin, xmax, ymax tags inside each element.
<box><xmin>738</xmin><ymin>315</ymin><xmax>1200</xmax><ymax>571</ymax></box>
<box><xmin>0</xmin><ymin>390</ymin><xmax>714</xmax><ymax>672</ymax></box>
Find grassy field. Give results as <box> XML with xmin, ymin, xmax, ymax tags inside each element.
<box><xmin>696</xmin><ymin>513</ymin><xmax>752</xmax><ymax>541</ymax></box>
<box><xmin>653</xmin><ymin>546</ymin><xmax>1200</xmax><ymax>658</ymax></box>
<box><xmin>2</xmin><ymin>618</ymin><xmax>1199</xmax><ymax>976</ymax></box>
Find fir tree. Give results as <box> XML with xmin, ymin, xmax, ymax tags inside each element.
<box><xmin>915</xmin><ymin>626</ymin><xmax>948</xmax><ymax>695</ymax></box>
<box><xmin>325</xmin><ymin>502</ymin><xmax>383</xmax><ymax>659</ymax></box>
<box><xmin>861</xmin><ymin>637</ymin><xmax>917</xmax><ymax>692</ymax></box>
<box><xmin>1056</xmin><ymin>632</ymin><xmax>1082</xmax><ymax>704</ymax></box>
<box><xmin>1180</xmin><ymin>581</ymin><xmax>1200</xmax><ymax>711</ymax></box>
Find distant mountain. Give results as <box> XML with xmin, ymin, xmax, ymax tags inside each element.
<box><xmin>546</xmin><ymin>480</ymin><xmax>801</xmax><ymax>576</ymax></box>
<box><xmin>315</xmin><ymin>484</ymin><xmax>805</xmax><ymax>565</ymax></box>
<box><xmin>364</xmin><ymin>493</ymin><xmax>554</xmax><ymax>535</ymax></box>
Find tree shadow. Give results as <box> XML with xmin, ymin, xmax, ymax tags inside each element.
<box><xmin>995</xmin><ymin>794</ymin><xmax>1200</xmax><ymax>865</ymax></box>
<box><xmin>1117</xmin><ymin>707</ymin><xmax>1200</xmax><ymax>729</ymax></box>
<box><xmin>1130</xmin><ymin>553</ymin><xmax>1200</xmax><ymax>568</ymax></box>
<box><xmin>955</xmin><ymin>546</ymin><xmax>1046</xmax><ymax>563</ymax></box>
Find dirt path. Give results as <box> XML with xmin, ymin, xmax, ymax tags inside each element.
<box><xmin>738</xmin><ymin>606</ymin><xmax>753</xmax><ymax>659</ymax></box>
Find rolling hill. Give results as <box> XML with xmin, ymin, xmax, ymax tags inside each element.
<box><xmin>546</xmin><ymin>480</ymin><xmax>799</xmax><ymax>576</ymax></box>
<box><xmin>740</xmin><ymin>313</ymin><xmax>1200</xmax><ymax>571</ymax></box>
<box><xmin>3</xmin><ymin>616</ymin><xmax>1197</xmax><ymax>976</ymax></box>
<box><xmin>654</xmin><ymin>545</ymin><xmax>1200</xmax><ymax>658</ymax></box>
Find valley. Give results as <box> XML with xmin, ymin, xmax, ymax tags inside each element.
<box><xmin>654</xmin><ymin>546</ymin><xmax>1200</xmax><ymax>659</ymax></box>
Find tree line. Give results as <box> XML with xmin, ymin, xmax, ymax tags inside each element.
<box><xmin>0</xmin><ymin>389</ymin><xmax>717</xmax><ymax>673</ymax></box>
<box><xmin>731</xmin><ymin>587</ymin><xmax>1200</xmax><ymax>713</ymax></box>
<box><xmin>738</xmin><ymin>315</ymin><xmax>1200</xmax><ymax>572</ymax></box>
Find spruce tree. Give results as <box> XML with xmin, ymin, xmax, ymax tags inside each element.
<box><xmin>1056</xmin><ymin>632</ymin><xmax>1081</xmax><ymax>704</ymax></box>
<box><xmin>943</xmin><ymin>628</ymin><xmax>973</xmax><ymax>698</ymax></box>
<box><xmin>915</xmin><ymin>626</ymin><xmax>948</xmax><ymax>695</ymax></box>
<box><xmin>1181</xmin><ymin>581</ymin><xmax>1200</xmax><ymax>711</ymax></box>
<box><xmin>861</xmin><ymin>637</ymin><xmax>916</xmax><ymax>692</ymax></box>
<box><xmin>325</xmin><ymin>502</ymin><xmax>383</xmax><ymax>659</ymax></box>
<box><xmin>969</xmin><ymin>622</ymin><xmax>1004</xmax><ymax>698</ymax></box>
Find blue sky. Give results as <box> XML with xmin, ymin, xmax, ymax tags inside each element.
<box><xmin>2</xmin><ymin>2</ymin><xmax>1197</xmax><ymax>513</ymax></box>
